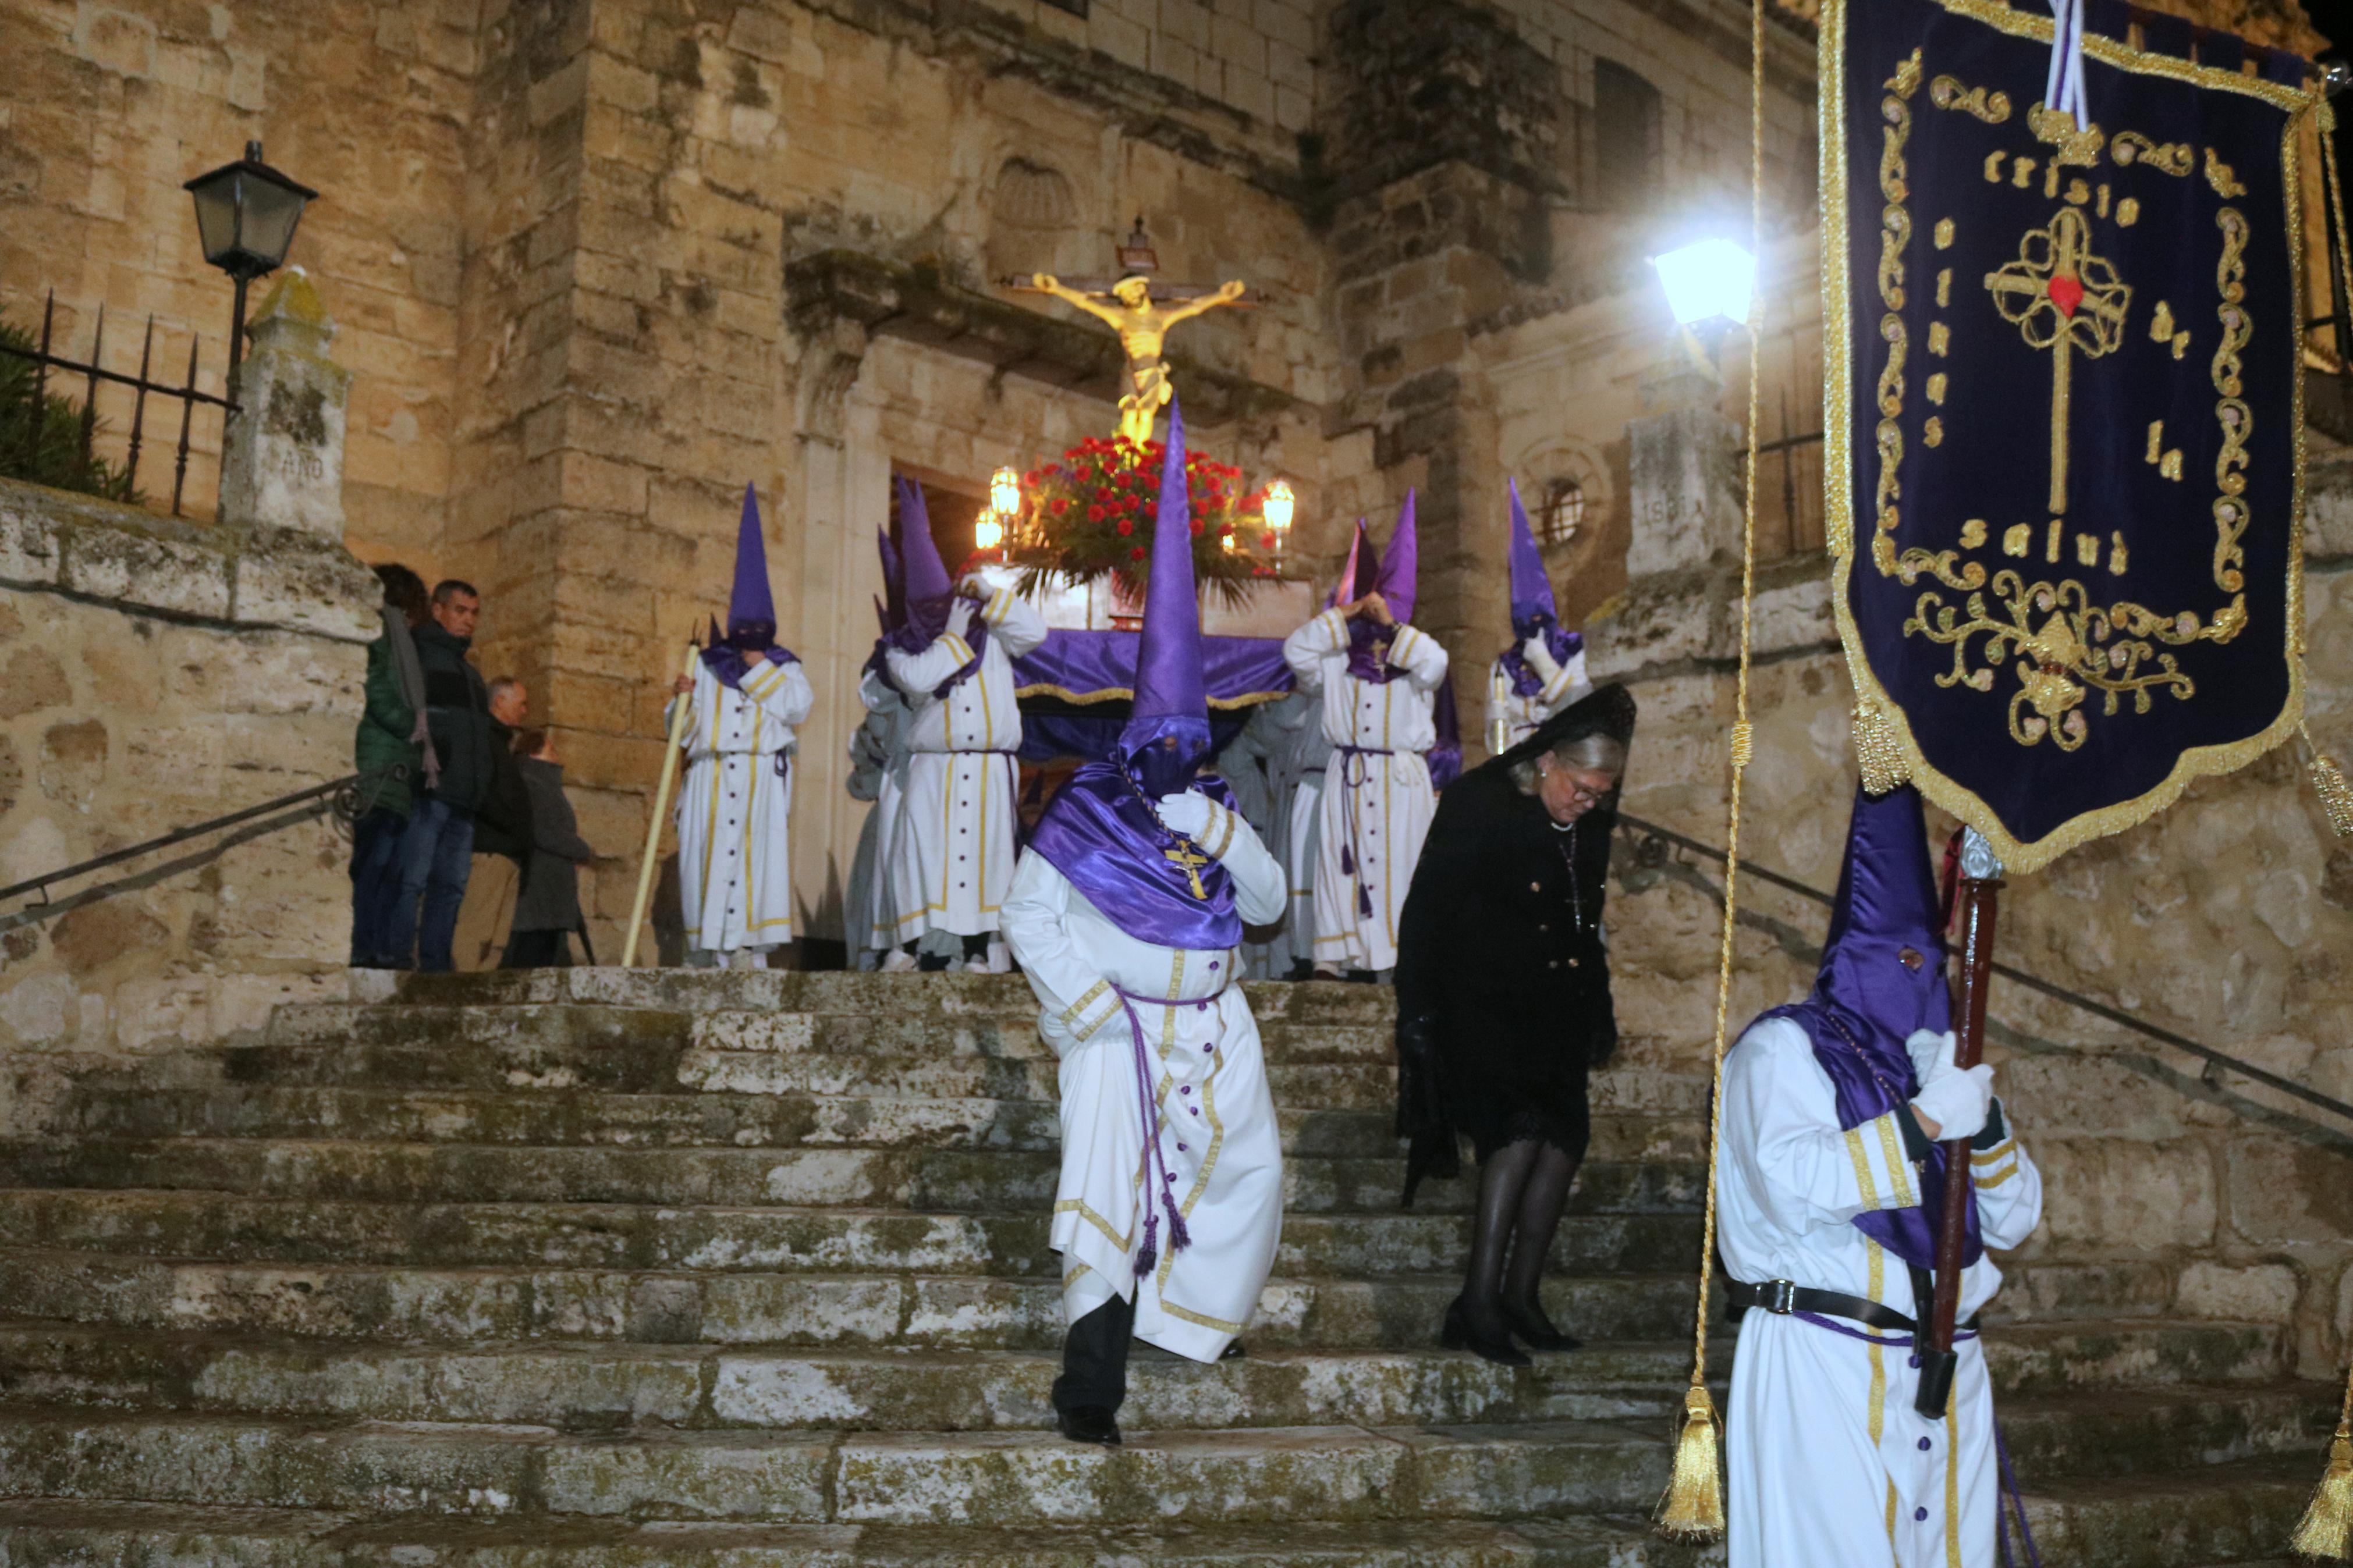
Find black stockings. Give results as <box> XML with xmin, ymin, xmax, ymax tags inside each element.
<box><xmin>1460</xmin><ymin>1137</ymin><xmax>1581</xmax><ymax>1343</ymax></box>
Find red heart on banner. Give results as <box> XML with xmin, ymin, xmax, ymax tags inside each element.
<box><xmin>2047</xmin><ymin>273</ymin><xmax>2085</xmax><ymax>317</ymax></box>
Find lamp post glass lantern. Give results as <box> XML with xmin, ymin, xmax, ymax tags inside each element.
<box><xmin>183</xmin><ymin>140</ymin><xmax>318</xmax><ymax>396</ymax></box>
<box><xmin>1652</xmin><ymin>235</ymin><xmax>1756</xmax><ymax>363</ymax></box>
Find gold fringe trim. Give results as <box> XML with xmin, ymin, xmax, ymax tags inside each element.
<box><xmin>2292</xmin><ymin>1429</ymin><xmax>2353</xmax><ymax>1560</ymax></box>
<box><xmin>1854</xmin><ymin>699</ymin><xmax>1912</xmax><ymax>796</ymax></box>
<box><xmin>2308</xmin><ymin>727</ymin><xmax>2353</xmax><ymax>840</ymax></box>
<box><xmin>1656</xmin><ymin>1382</ymin><xmax>1727</xmax><ymax>1540</ymax></box>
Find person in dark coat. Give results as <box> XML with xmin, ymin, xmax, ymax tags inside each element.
<box><xmin>503</xmin><ymin>727</ymin><xmax>598</xmax><ymax>968</ymax></box>
<box><xmin>472</xmin><ymin>676</ymin><xmax>537</xmax><ymax>867</ymax></box>
<box><xmin>1393</xmin><ymin>682</ymin><xmax>1635</xmax><ymax>1366</ymax></box>
<box><xmin>387</xmin><ymin>579</ymin><xmax>493</xmax><ymax>970</ymax></box>
<box><xmin>350</xmin><ymin>564</ymin><xmax>433</xmax><ymax>967</ymax></box>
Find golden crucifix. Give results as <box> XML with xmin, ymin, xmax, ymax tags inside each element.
<box><xmin>1162</xmin><ymin>837</ymin><xmax>1212</xmax><ymax>899</ymax></box>
<box><xmin>1021</xmin><ymin>272</ymin><xmax>1248</xmax><ymax>443</ymax></box>
<box><xmin>1985</xmin><ymin>207</ymin><xmax>2131</xmax><ymax>514</ymax></box>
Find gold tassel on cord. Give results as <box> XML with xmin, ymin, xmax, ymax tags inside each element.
<box><xmin>1854</xmin><ymin>699</ymin><xmax>1911</xmax><ymax>797</ymax></box>
<box><xmin>2292</xmin><ymin>1428</ymin><xmax>2353</xmax><ymax>1560</ymax></box>
<box><xmin>1656</xmin><ymin>1381</ymin><xmax>1727</xmax><ymax>1538</ymax></box>
<box><xmin>2311</xmin><ymin>741</ymin><xmax>2353</xmax><ymax>841</ymax></box>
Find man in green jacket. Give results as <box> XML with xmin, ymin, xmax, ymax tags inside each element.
<box><xmin>351</xmin><ymin>565</ymin><xmax>432</xmax><ymax>968</ymax></box>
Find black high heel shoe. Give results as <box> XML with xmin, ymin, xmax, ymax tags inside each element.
<box><xmin>1502</xmin><ymin>1297</ymin><xmax>1582</xmax><ymax>1353</ymax></box>
<box><xmin>1440</xmin><ymin>1296</ymin><xmax>1531</xmax><ymax>1367</ymax></box>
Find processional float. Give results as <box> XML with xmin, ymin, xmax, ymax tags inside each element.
<box><xmin>1655</xmin><ymin>0</ymin><xmax>2353</xmax><ymax>1552</ymax></box>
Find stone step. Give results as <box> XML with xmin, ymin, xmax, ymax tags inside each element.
<box><xmin>0</xmin><ymin>1500</ymin><xmax>1730</xmax><ymax>1566</ymax></box>
<box><xmin>0</xmin><ymin>1409</ymin><xmax>1671</xmax><ymax>1524</ymax></box>
<box><xmin>367</xmin><ymin>969</ymin><xmax>1402</xmax><ymax>1030</ymax></box>
<box><xmin>0</xmin><ymin>1326</ymin><xmax>1699</xmax><ymax>1430</ymax></box>
<box><xmin>0</xmin><ymin>1324</ymin><xmax>2314</xmax><ymax>1443</ymax></box>
<box><xmin>2019</xmin><ymin>1453</ymin><xmax>2313</xmax><ymax>1568</ymax></box>
<box><xmin>0</xmin><ymin>1141</ymin><xmax>1705</xmax><ymax>1217</ymax></box>
<box><xmin>262</xmin><ymin>1002</ymin><xmax>1408</xmax><ymax>1071</ymax></box>
<box><xmin>47</xmin><ymin>1084</ymin><xmax>1702</xmax><ymax>1164</ymax></box>
<box><xmin>0</xmin><ymin>1191</ymin><xmax>1699</xmax><ymax>1278</ymax></box>
<box><xmin>0</xmin><ymin>1253</ymin><xmax>1703</xmax><ymax>1349</ymax></box>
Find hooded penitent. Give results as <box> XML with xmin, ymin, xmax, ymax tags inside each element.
<box><xmin>1325</xmin><ymin>518</ymin><xmax>1374</xmax><ymax>611</ymax></box>
<box><xmin>1026</xmin><ymin>401</ymin><xmax>1241</xmax><ymax>952</ymax></box>
<box><xmin>1755</xmin><ymin>783</ymin><xmax>1979</xmax><ymax>1272</ymax></box>
<box><xmin>701</xmin><ymin>484</ymin><xmax>798</xmax><ymax>689</ymax></box>
<box><xmin>862</xmin><ymin>526</ymin><xmax>906</xmax><ymax>684</ymax></box>
<box><xmin>1346</xmin><ymin>493</ymin><xmax>1418</xmax><ymax>683</ymax></box>
<box><xmin>887</xmin><ymin>475</ymin><xmax>986</xmax><ymax>695</ymax></box>
<box><xmin>1497</xmin><ymin>478</ymin><xmax>1582</xmax><ymax>698</ymax></box>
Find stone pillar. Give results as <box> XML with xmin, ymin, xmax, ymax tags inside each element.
<box><xmin>1587</xmin><ymin>395</ymin><xmax>1748</xmax><ymax>680</ymax></box>
<box><xmin>217</xmin><ymin>269</ymin><xmax>352</xmax><ymax>539</ymax></box>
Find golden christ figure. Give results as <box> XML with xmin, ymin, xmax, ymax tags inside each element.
<box><xmin>1025</xmin><ymin>272</ymin><xmax>1247</xmax><ymax>443</ymax></box>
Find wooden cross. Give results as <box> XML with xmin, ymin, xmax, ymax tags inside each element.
<box><xmin>1985</xmin><ymin>207</ymin><xmax>2131</xmax><ymax>515</ymax></box>
<box><xmin>1163</xmin><ymin>838</ymin><xmax>1212</xmax><ymax>899</ymax></box>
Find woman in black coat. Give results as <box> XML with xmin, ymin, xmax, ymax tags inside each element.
<box><xmin>1393</xmin><ymin>682</ymin><xmax>1635</xmax><ymax>1366</ymax></box>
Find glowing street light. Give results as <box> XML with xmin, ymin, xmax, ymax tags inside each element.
<box><xmin>1652</xmin><ymin>237</ymin><xmax>1756</xmax><ymax>332</ymax></box>
<box><xmin>990</xmin><ymin>465</ymin><xmax>1022</xmax><ymax>518</ymax></box>
<box><xmin>974</xmin><ymin>509</ymin><xmax>1005</xmax><ymax>552</ymax></box>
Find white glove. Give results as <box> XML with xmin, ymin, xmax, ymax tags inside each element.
<box><xmin>1911</xmin><ymin>1061</ymin><xmax>1994</xmax><ymax>1143</ymax></box>
<box><xmin>1156</xmin><ymin>791</ymin><xmax>1213</xmax><ymax>841</ymax></box>
<box><xmin>1905</xmin><ymin>1027</ymin><xmax>1955</xmax><ymax>1089</ymax></box>
<box><xmin>1522</xmin><ymin>634</ymin><xmax>1561</xmax><ymax>682</ymax></box>
<box><xmin>946</xmin><ymin>597</ymin><xmax>974</xmax><ymax>639</ymax></box>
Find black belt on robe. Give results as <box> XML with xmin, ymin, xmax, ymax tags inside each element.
<box><xmin>1727</xmin><ymin>1277</ymin><xmax>1980</xmax><ymax>1335</ymax></box>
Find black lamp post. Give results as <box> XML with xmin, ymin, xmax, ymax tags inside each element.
<box><xmin>182</xmin><ymin>140</ymin><xmax>318</xmax><ymax>401</ymax></box>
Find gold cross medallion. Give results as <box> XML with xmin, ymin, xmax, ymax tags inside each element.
<box><xmin>1985</xmin><ymin>207</ymin><xmax>2131</xmax><ymax>515</ymax></box>
<box><xmin>1163</xmin><ymin>839</ymin><xmax>1211</xmax><ymax>899</ymax></box>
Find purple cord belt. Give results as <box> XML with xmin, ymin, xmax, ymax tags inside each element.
<box><xmin>1106</xmin><ymin>982</ymin><xmax>1229</xmax><ymax>1278</ymax></box>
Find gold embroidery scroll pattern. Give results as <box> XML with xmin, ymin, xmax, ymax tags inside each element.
<box><xmin>1904</xmin><ymin>573</ymin><xmax>2223</xmax><ymax>751</ymax></box>
<box><xmin>2205</xmin><ymin>148</ymin><xmax>2248</xmax><ymax>198</ymax></box>
<box><xmin>2111</xmin><ymin>132</ymin><xmax>2191</xmax><ymax>176</ymax></box>
<box><xmin>2029</xmin><ymin>103</ymin><xmax>2105</xmax><ymax>166</ymax></box>
<box><xmin>2211</xmin><ymin>205</ymin><xmax>2253</xmax><ymax>605</ymax></box>
<box><xmin>1929</xmin><ymin>74</ymin><xmax>2011</xmax><ymax>123</ymax></box>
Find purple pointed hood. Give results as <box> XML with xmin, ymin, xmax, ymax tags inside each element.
<box><xmin>701</xmin><ymin>485</ymin><xmax>795</xmax><ymax>688</ymax></box>
<box><xmin>1375</xmin><ymin>490</ymin><xmax>1418</xmax><ymax>624</ymax></box>
<box><xmin>1119</xmin><ymin>403</ymin><xmax>1214</xmax><ymax>797</ymax></box>
<box><xmin>1756</xmin><ymin>783</ymin><xmax>1978</xmax><ymax>1274</ymax></box>
<box><xmin>1325</xmin><ymin>519</ymin><xmax>1375</xmax><ymax>610</ymax></box>
<box><xmin>878</xmin><ymin>527</ymin><xmax>906</xmax><ymax>634</ymax></box>
<box><xmin>1507</xmin><ymin>479</ymin><xmax>1555</xmax><ymax>625</ymax></box>
<box><xmin>1027</xmin><ymin>399</ymin><xmax>1243</xmax><ymax>952</ymax></box>
<box><xmin>896</xmin><ymin>477</ymin><xmax>955</xmax><ymax>637</ymax></box>
<box><xmin>1499</xmin><ymin>478</ymin><xmax>1582</xmax><ymax>696</ymax></box>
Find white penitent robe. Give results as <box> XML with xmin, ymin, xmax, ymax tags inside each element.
<box><xmin>667</xmin><ymin>656</ymin><xmax>816</xmax><ymax>954</ymax></box>
<box><xmin>883</xmin><ymin>588</ymin><xmax>1048</xmax><ymax>943</ymax></box>
<box><xmin>1240</xmin><ymin>691</ymin><xmax>1328</xmax><ymax>977</ymax></box>
<box><xmin>1214</xmin><ymin>707</ymin><xmax>1282</xmax><ymax>979</ymax></box>
<box><xmin>1001</xmin><ymin>798</ymin><xmax>1289</xmax><ymax>1361</ymax></box>
<box><xmin>1281</xmin><ymin>607</ymin><xmax>1449</xmax><ymax>973</ymax></box>
<box><xmin>1484</xmin><ymin>649</ymin><xmax>1590</xmax><ymax>751</ymax></box>
<box><xmin>844</xmin><ymin>670</ymin><xmax>907</xmax><ymax>969</ymax></box>
<box><xmin>1719</xmin><ymin>1017</ymin><xmax>2045</xmax><ymax>1568</ymax></box>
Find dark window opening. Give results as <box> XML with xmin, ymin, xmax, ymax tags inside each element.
<box><xmin>1591</xmin><ymin>59</ymin><xmax>1662</xmax><ymax>212</ymax></box>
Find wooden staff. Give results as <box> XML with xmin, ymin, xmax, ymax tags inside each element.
<box><xmin>1915</xmin><ymin>828</ymin><xmax>2003</xmax><ymax>1417</ymax></box>
<box><xmin>622</xmin><ymin>639</ymin><xmax>701</xmax><ymax>968</ymax></box>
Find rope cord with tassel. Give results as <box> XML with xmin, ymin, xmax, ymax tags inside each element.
<box><xmin>1653</xmin><ymin>0</ymin><xmax>1765</xmax><ymax>1538</ymax></box>
<box><xmin>2294</xmin><ymin>87</ymin><xmax>2353</xmax><ymax>1568</ymax></box>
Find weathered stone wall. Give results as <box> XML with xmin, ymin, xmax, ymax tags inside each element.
<box><xmin>0</xmin><ymin>477</ymin><xmax>377</xmax><ymax>1121</ymax></box>
<box><xmin>1591</xmin><ymin>404</ymin><xmax>2353</xmax><ymax>1374</ymax></box>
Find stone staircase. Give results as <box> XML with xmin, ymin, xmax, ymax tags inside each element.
<box><xmin>0</xmin><ymin>968</ymin><xmax>2329</xmax><ymax>1565</ymax></box>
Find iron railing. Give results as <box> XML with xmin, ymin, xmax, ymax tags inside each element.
<box><xmin>0</xmin><ymin>768</ymin><xmax>396</xmax><ymax>909</ymax></box>
<box><xmin>1614</xmin><ymin>808</ymin><xmax>2353</xmax><ymax>1127</ymax></box>
<box><xmin>1</xmin><ymin>290</ymin><xmax>238</xmax><ymax>518</ymax></box>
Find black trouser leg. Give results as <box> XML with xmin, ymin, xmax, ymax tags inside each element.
<box><xmin>502</xmin><ymin>929</ymin><xmax>565</xmax><ymax>969</ymax></box>
<box><xmin>1502</xmin><ymin>1143</ymin><xmax>1582</xmax><ymax>1327</ymax></box>
<box><xmin>1052</xmin><ymin>1292</ymin><xmax>1136</xmax><ymax>1414</ymax></box>
<box><xmin>961</xmin><ymin>934</ymin><xmax>990</xmax><ymax>962</ymax></box>
<box><xmin>1461</xmin><ymin>1138</ymin><xmax>1539</xmax><ymax>1343</ymax></box>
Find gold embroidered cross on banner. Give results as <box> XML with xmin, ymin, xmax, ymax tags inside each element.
<box><xmin>1163</xmin><ymin>839</ymin><xmax>1212</xmax><ymax>899</ymax></box>
<box><xmin>1985</xmin><ymin>207</ymin><xmax>2131</xmax><ymax>515</ymax></box>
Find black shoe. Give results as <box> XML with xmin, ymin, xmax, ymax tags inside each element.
<box><xmin>1284</xmin><ymin>961</ymin><xmax>1314</xmax><ymax>982</ymax></box>
<box><xmin>1057</xmin><ymin>1404</ymin><xmax>1122</xmax><ymax>1445</ymax></box>
<box><xmin>1440</xmin><ymin>1296</ymin><xmax>1530</xmax><ymax>1367</ymax></box>
<box><xmin>1502</xmin><ymin>1297</ymin><xmax>1583</xmax><ymax>1353</ymax></box>
<box><xmin>1219</xmin><ymin>1341</ymin><xmax>1246</xmax><ymax>1361</ymax></box>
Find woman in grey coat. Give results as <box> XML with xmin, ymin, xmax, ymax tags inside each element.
<box><xmin>504</xmin><ymin>728</ymin><xmax>599</xmax><ymax>967</ymax></box>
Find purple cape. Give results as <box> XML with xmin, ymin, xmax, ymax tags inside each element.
<box><xmin>1497</xmin><ymin>614</ymin><xmax>1584</xmax><ymax>699</ymax></box>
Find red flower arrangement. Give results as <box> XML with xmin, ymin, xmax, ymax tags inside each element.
<box><xmin>1002</xmin><ymin>434</ymin><xmax>1279</xmax><ymax>605</ymax></box>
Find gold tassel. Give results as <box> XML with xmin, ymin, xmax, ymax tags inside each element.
<box><xmin>1728</xmin><ymin>720</ymin><xmax>1755</xmax><ymax>773</ymax></box>
<box><xmin>1655</xmin><ymin>1382</ymin><xmax>1727</xmax><ymax>1540</ymax></box>
<box><xmin>1853</xmin><ymin>699</ymin><xmax>1911</xmax><ymax>796</ymax></box>
<box><xmin>2312</xmin><ymin>747</ymin><xmax>2353</xmax><ymax>842</ymax></box>
<box><xmin>2292</xmin><ymin>1428</ymin><xmax>2353</xmax><ymax>1560</ymax></box>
